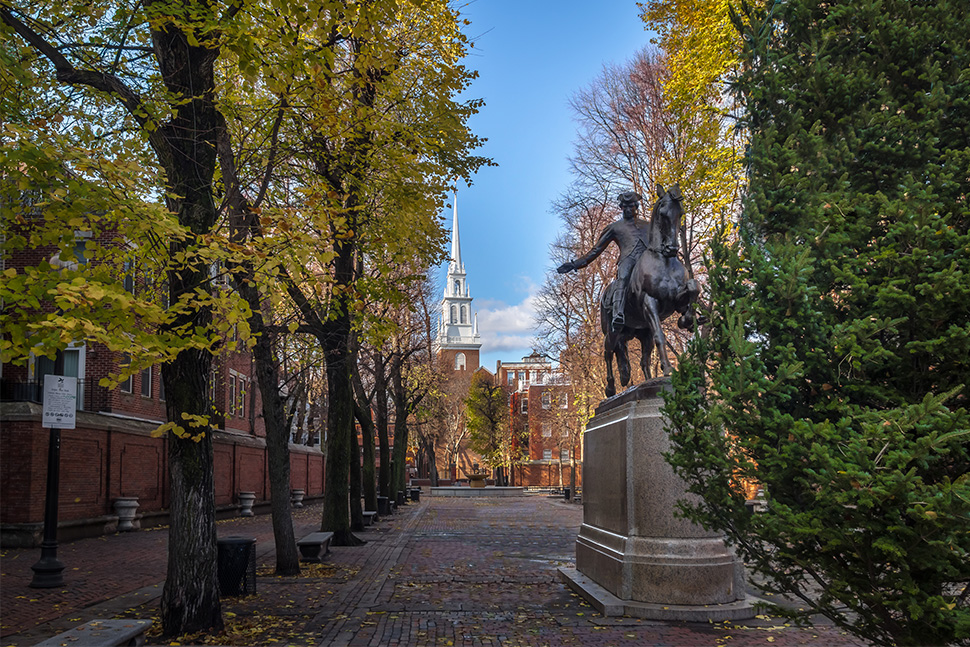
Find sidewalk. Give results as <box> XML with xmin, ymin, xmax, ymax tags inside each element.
<box><xmin>1</xmin><ymin>496</ymin><xmax>869</xmax><ymax>646</ymax></box>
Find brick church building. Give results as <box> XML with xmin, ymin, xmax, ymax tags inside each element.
<box><xmin>429</xmin><ymin>197</ymin><xmax>582</xmax><ymax>488</ymax></box>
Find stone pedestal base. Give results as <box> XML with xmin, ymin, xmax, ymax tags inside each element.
<box><xmin>568</xmin><ymin>379</ymin><xmax>754</xmax><ymax>620</ymax></box>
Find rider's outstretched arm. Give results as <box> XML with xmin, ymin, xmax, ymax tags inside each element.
<box><xmin>558</xmin><ymin>225</ymin><xmax>615</xmax><ymax>273</ymax></box>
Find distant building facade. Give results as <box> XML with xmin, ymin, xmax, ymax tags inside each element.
<box><xmin>496</xmin><ymin>352</ymin><xmax>582</xmax><ymax>489</ymax></box>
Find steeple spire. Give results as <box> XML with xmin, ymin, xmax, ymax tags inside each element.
<box><xmin>450</xmin><ymin>193</ymin><xmax>463</xmax><ymax>272</ymax></box>
<box><xmin>437</xmin><ymin>190</ymin><xmax>480</xmax><ymax>371</ymax></box>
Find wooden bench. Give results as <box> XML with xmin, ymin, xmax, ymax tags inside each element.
<box><xmin>297</xmin><ymin>531</ymin><xmax>334</xmax><ymax>563</ymax></box>
<box><xmin>34</xmin><ymin>619</ymin><xmax>152</xmax><ymax>646</ymax></box>
<box><xmin>362</xmin><ymin>511</ymin><xmax>377</xmax><ymax>526</ymax></box>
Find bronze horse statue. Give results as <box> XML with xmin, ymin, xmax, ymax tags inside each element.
<box><xmin>602</xmin><ymin>184</ymin><xmax>700</xmax><ymax>397</ymax></box>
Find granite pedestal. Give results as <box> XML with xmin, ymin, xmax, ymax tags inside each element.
<box><xmin>559</xmin><ymin>379</ymin><xmax>755</xmax><ymax>621</ymax></box>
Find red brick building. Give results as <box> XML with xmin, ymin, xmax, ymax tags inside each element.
<box><xmin>1</xmin><ymin>224</ymin><xmax>325</xmax><ymax>547</ymax></box>
<box><xmin>495</xmin><ymin>352</ymin><xmax>583</xmax><ymax>489</ymax></box>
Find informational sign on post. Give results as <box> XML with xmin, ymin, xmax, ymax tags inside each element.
<box><xmin>42</xmin><ymin>374</ymin><xmax>77</xmax><ymax>429</ymax></box>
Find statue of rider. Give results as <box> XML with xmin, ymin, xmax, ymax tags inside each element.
<box><xmin>556</xmin><ymin>191</ymin><xmax>648</xmax><ymax>331</ymax></box>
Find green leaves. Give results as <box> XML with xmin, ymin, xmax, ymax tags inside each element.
<box><xmin>665</xmin><ymin>1</ymin><xmax>970</xmax><ymax>645</ymax></box>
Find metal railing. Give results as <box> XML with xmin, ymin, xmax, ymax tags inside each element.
<box><xmin>0</xmin><ymin>378</ymin><xmax>109</xmax><ymax>411</ymax></box>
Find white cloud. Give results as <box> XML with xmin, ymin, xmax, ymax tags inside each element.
<box><xmin>476</xmin><ymin>296</ymin><xmax>537</xmax><ymax>334</ymax></box>
<box><xmin>474</xmin><ymin>286</ymin><xmax>540</xmax><ymax>360</ymax></box>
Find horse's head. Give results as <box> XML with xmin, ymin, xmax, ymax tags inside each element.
<box><xmin>652</xmin><ymin>183</ymin><xmax>683</xmax><ymax>258</ymax></box>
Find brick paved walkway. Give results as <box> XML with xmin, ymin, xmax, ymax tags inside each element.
<box><xmin>1</xmin><ymin>496</ymin><xmax>869</xmax><ymax>646</ymax></box>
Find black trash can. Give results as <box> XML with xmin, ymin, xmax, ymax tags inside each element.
<box><xmin>396</xmin><ymin>490</ymin><xmax>407</xmax><ymax>506</ymax></box>
<box><xmin>410</xmin><ymin>488</ymin><xmax>420</xmax><ymax>502</ymax></box>
<box><xmin>377</xmin><ymin>496</ymin><xmax>390</xmax><ymax>516</ymax></box>
<box><xmin>217</xmin><ymin>536</ymin><xmax>256</xmax><ymax>596</ymax></box>
<box><xmin>564</xmin><ymin>488</ymin><xmax>571</xmax><ymax>501</ymax></box>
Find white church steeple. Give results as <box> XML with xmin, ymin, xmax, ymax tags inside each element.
<box><xmin>450</xmin><ymin>194</ymin><xmax>464</xmax><ymax>273</ymax></box>
<box><xmin>437</xmin><ymin>193</ymin><xmax>480</xmax><ymax>372</ymax></box>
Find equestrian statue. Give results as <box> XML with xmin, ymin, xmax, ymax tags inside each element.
<box><xmin>557</xmin><ymin>185</ymin><xmax>701</xmax><ymax>397</ymax></box>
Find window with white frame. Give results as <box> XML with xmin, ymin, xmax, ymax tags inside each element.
<box><xmin>507</xmin><ymin>372</ymin><xmax>514</xmax><ymax>386</ymax></box>
<box><xmin>455</xmin><ymin>352</ymin><xmax>466</xmax><ymax>370</ymax></box>
<box><xmin>542</xmin><ymin>421</ymin><xmax>552</xmax><ymax>437</ymax></box>
<box><xmin>238</xmin><ymin>377</ymin><xmax>246</xmax><ymax>417</ymax></box>
<box><xmin>561</xmin><ymin>448</ymin><xmax>571</xmax><ymax>462</ymax></box>
<box><xmin>460</xmin><ymin>305</ymin><xmax>467</xmax><ymax>324</ymax></box>
<box><xmin>450</xmin><ymin>305</ymin><xmax>458</xmax><ymax>324</ymax></box>
<box><xmin>140</xmin><ymin>365</ymin><xmax>152</xmax><ymax>397</ymax></box>
<box><xmin>541</xmin><ymin>392</ymin><xmax>551</xmax><ymax>409</ymax></box>
<box><xmin>520</xmin><ymin>396</ymin><xmax>528</xmax><ymax>414</ymax></box>
<box><xmin>559</xmin><ymin>393</ymin><xmax>568</xmax><ymax>408</ymax></box>
<box><xmin>543</xmin><ymin>449</ymin><xmax>553</xmax><ymax>460</ymax></box>
<box><xmin>228</xmin><ymin>370</ymin><xmax>247</xmax><ymax>418</ymax></box>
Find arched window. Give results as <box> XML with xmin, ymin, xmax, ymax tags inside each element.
<box><xmin>454</xmin><ymin>279</ymin><xmax>461</xmax><ymax>295</ymax></box>
<box><xmin>451</xmin><ymin>305</ymin><xmax>458</xmax><ymax>324</ymax></box>
<box><xmin>460</xmin><ymin>306</ymin><xmax>467</xmax><ymax>324</ymax></box>
<box><xmin>455</xmin><ymin>352</ymin><xmax>466</xmax><ymax>370</ymax></box>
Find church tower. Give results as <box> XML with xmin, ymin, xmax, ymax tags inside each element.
<box><xmin>437</xmin><ymin>194</ymin><xmax>481</xmax><ymax>373</ymax></box>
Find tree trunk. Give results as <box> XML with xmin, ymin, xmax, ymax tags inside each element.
<box><xmin>374</xmin><ymin>352</ymin><xmax>391</xmax><ymax>498</ymax></box>
<box><xmin>352</xmin><ymin>383</ymin><xmax>379</xmax><ymax>513</ymax></box>
<box><xmin>161</xmin><ymin>348</ymin><xmax>222</xmax><ymax>637</ymax></box>
<box><xmin>252</xmin><ymin>323</ymin><xmax>300</xmax><ymax>574</ymax></box>
<box><xmin>151</xmin><ymin>7</ymin><xmax>224</xmax><ymax>634</ymax></box>
<box><xmin>349</xmin><ymin>408</ymin><xmax>365</xmax><ymax>533</ymax></box>
<box><xmin>319</xmin><ymin>237</ymin><xmax>362</xmax><ymax>546</ymax></box>
<box><xmin>217</xmin><ymin>111</ymin><xmax>300</xmax><ymax>578</ymax></box>
<box><xmin>425</xmin><ymin>438</ymin><xmax>439</xmax><ymax>486</ymax></box>
<box><xmin>391</xmin><ymin>359</ymin><xmax>409</xmax><ymax>498</ymax></box>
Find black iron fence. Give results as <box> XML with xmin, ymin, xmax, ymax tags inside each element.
<box><xmin>0</xmin><ymin>379</ymin><xmax>110</xmax><ymax>412</ymax></box>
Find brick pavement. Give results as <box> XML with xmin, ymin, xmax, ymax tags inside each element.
<box><xmin>1</xmin><ymin>496</ymin><xmax>870</xmax><ymax>646</ymax></box>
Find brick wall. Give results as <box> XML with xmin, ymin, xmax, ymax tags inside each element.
<box><xmin>515</xmin><ymin>461</ymin><xmax>584</xmax><ymax>488</ymax></box>
<box><xmin>0</xmin><ymin>404</ymin><xmax>324</xmax><ymax>543</ymax></box>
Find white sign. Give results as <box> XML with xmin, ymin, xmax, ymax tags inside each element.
<box><xmin>42</xmin><ymin>375</ymin><xmax>77</xmax><ymax>429</ymax></box>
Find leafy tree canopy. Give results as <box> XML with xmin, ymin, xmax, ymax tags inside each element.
<box><xmin>665</xmin><ymin>1</ymin><xmax>970</xmax><ymax>645</ymax></box>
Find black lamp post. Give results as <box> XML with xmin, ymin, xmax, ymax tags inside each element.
<box><xmin>30</xmin><ymin>363</ymin><xmax>71</xmax><ymax>589</ymax></box>
<box><xmin>29</xmin><ymin>422</ymin><xmax>64</xmax><ymax>588</ymax></box>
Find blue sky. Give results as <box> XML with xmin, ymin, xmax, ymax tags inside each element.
<box><xmin>438</xmin><ymin>1</ymin><xmax>656</xmax><ymax>371</ymax></box>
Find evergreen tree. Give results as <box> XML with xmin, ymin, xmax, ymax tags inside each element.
<box><xmin>665</xmin><ymin>1</ymin><xmax>970</xmax><ymax>645</ymax></box>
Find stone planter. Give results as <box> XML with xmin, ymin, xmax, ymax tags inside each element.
<box><xmin>113</xmin><ymin>497</ymin><xmax>140</xmax><ymax>532</ymax></box>
<box><xmin>238</xmin><ymin>491</ymin><xmax>257</xmax><ymax>517</ymax></box>
<box><xmin>290</xmin><ymin>489</ymin><xmax>306</xmax><ymax>508</ymax></box>
<box><xmin>467</xmin><ymin>473</ymin><xmax>488</xmax><ymax>488</ymax></box>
